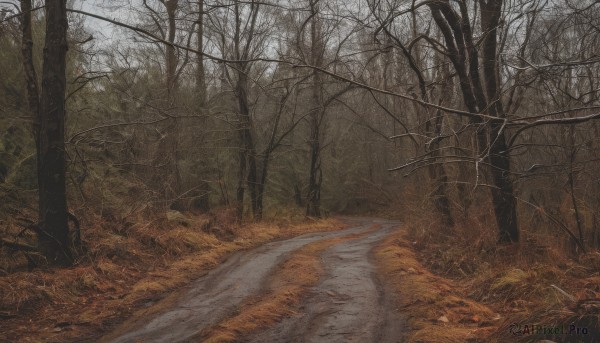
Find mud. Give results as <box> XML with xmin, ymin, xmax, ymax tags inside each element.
<box><xmin>247</xmin><ymin>218</ymin><xmax>406</xmax><ymax>343</ymax></box>
<box><xmin>101</xmin><ymin>218</ymin><xmax>405</xmax><ymax>343</ymax></box>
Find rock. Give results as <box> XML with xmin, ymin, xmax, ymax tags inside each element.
<box><xmin>437</xmin><ymin>315</ymin><xmax>449</xmax><ymax>323</ymax></box>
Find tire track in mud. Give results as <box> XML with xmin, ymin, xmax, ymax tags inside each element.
<box><xmin>247</xmin><ymin>218</ymin><xmax>406</xmax><ymax>343</ymax></box>
<box><xmin>101</xmin><ymin>220</ymin><xmax>380</xmax><ymax>343</ymax></box>
<box><xmin>198</xmin><ymin>224</ymin><xmax>380</xmax><ymax>342</ymax></box>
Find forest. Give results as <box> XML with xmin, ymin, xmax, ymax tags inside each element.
<box><xmin>1</xmin><ymin>0</ymin><xmax>599</xmax><ymax>342</ymax></box>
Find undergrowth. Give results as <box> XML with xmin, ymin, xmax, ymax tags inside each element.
<box><xmin>0</xmin><ymin>206</ymin><xmax>344</xmax><ymax>342</ymax></box>
<box><xmin>383</xmin><ymin>191</ymin><xmax>600</xmax><ymax>343</ymax></box>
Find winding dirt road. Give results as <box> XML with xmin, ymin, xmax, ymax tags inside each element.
<box><xmin>101</xmin><ymin>218</ymin><xmax>406</xmax><ymax>343</ymax></box>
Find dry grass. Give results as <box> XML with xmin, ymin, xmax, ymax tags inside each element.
<box><xmin>199</xmin><ymin>226</ymin><xmax>378</xmax><ymax>343</ymax></box>
<box><xmin>374</xmin><ymin>229</ymin><xmax>499</xmax><ymax>343</ymax></box>
<box><xmin>0</xmin><ymin>208</ymin><xmax>345</xmax><ymax>342</ymax></box>
<box><xmin>380</xmin><ymin>196</ymin><xmax>600</xmax><ymax>343</ymax></box>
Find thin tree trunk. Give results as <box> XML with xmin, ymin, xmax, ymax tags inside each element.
<box><xmin>196</xmin><ymin>0</ymin><xmax>206</xmax><ymax>106</ymax></box>
<box><xmin>306</xmin><ymin>0</ymin><xmax>323</xmax><ymax>218</ymax></box>
<box><xmin>385</xmin><ymin>18</ymin><xmax>453</xmax><ymax>226</ymax></box>
<box><xmin>256</xmin><ymin>155</ymin><xmax>268</xmax><ymax>220</ymax></box>
<box><xmin>429</xmin><ymin>57</ymin><xmax>454</xmax><ymax>227</ymax></box>
<box><xmin>194</xmin><ymin>0</ymin><xmax>210</xmax><ymax>212</ymax></box>
<box><xmin>154</xmin><ymin>0</ymin><xmax>182</xmax><ymax>208</ymax></box>
<box><xmin>568</xmin><ymin>125</ymin><xmax>584</xmax><ymax>252</ymax></box>
<box><xmin>20</xmin><ymin>0</ymin><xmax>41</xmax><ymax>180</ymax></box>
<box><xmin>235</xmin><ymin>68</ymin><xmax>258</xmax><ymax>221</ymax></box>
<box><xmin>38</xmin><ymin>0</ymin><xmax>71</xmax><ymax>265</ymax></box>
<box><xmin>20</xmin><ymin>0</ymin><xmax>39</xmax><ymax>125</ymax></box>
<box><xmin>306</xmin><ymin>117</ymin><xmax>322</xmax><ymax>217</ymax></box>
<box><xmin>236</xmin><ymin>143</ymin><xmax>246</xmax><ymax>223</ymax></box>
<box><xmin>166</xmin><ymin>0</ymin><xmax>179</xmax><ymax>99</ymax></box>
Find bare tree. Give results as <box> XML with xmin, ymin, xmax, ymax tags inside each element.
<box><xmin>37</xmin><ymin>0</ymin><xmax>71</xmax><ymax>264</ymax></box>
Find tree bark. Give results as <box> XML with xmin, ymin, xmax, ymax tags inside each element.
<box><xmin>234</xmin><ymin>71</ymin><xmax>258</xmax><ymax>221</ymax></box>
<box><xmin>166</xmin><ymin>0</ymin><xmax>179</xmax><ymax>99</ymax></box>
<box><xmin>194</xmin><ymin>0</ymin><xmax>210</xmax><ymax>212</ymax></box>
<box><xmin>232</xmin><ymin>0</ymin><xmax>260</xmax><ymax>221</ymax></box>
<box><xmin>481</xmin><ymin>0</ymin><xmax>519</xmax><ymax>242</ymax></box>
<box><xmin>306</xmin><ymin>0</ymin><xmax>323</xmax><ymax>218</ymax></box>
<box><xmin>38</xmin><ymin>0</ymin><xmax>71</xmax><ymax>264</ymax></box>
<box><xmin>20</xmin><ymin>0</ymin><xmax>41</xmax><ymax>180</ymax></box>
<box><xmin>154</xmin><ymin>0</ymin><xmax>182</xmax><ymax>208</ymax></box>
<box><xmin>196</xmin><ymin>0</ymin><xmax>206</xmax><ymax>107</ymax></box>
<box><xmin>20</xmin><ymin>0</ymin><xmax>39</xmax><ymax>124</ymax></box>
<box><xmin>428</xmin><ymin>60</ymin><xmax>454</xmax><ymax>227</ymax></box>
<box><xmin>429</xmin><ymin>0</ymin><xmax>519</xmax><ymax>242</ymax></box>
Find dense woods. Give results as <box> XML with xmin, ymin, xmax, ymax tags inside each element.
<box><xmin>1</xmin><ymin>0</ymin><xmax>600</xmax><ymax>341</ymax></box>
<box><xmin>5</xmin><ymin>0</ymin><xmax>600</xmax><ymax>260</ymax></box>
<box><xmin>2</xmin><ymin>0</ymin><xmax>598</xmax><ymax>261</ymax></box>
<box><xmin>0</xmin><ymin>0</ymin><xmax>600</xmax><ymax>258</ymax></box>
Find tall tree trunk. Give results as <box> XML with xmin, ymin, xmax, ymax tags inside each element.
<box><xmin>232</xmin><ymin>1</ymin><xmax>260</xmax><ymax>221</ymax></box>
<box><xmin>236</xmin><ymin>139</ymin><xmax>246</xmax><ymax>223</ymax></box>
<box><xmin>155</xmin><ymin>0</ymin><xmax>182</xmax><ymax>208</ymax></box>
<box><xmin>237</xmin><ymin>71</ymin><xmax>258</xmax><ymax>218</ymax></box>
<box><xmin>428</xmin><ymin>56</ymin><xmax>454</xmax><ymax>227</ymax></box>
<box><xmin>306</xmin><ymin>115</ymin><xmax>322</xmax><ymax>217</ymax></box>
<box><xmin>196</xmin><ymin>0</ymin><xmax>206</xmax><ymax>107</ymax></box>
<box><xmin>235</xmin><ymin>73</ymin><xmax>258</xmax><ymax>221</ymax></box>
<box><xmin>306</xmin><ymin>0</ymin><xmax>323</xmax><ymax>217</ymax></box>
<box><xmin>38</xmin><ymin>0</ymin><xmax>71</xmax><ymax>264</ymax></box>
<box><xmin>430</xmin><ymin>0</ymin><xmax>519</xmax><ymax>242</ymax></box>
<box><xmin>166</xmin><ymin>0</ymin><xmax>179</xmax><ymax>99</ymax></box>
<box><xmin>194</xmin><ymin>0</ymin><xmax>210</xmax><ymax>212</ymax></box>
<box><xmin>481</xmin><ymin>0</ymin><xmax>518</xmax><ymax>242</ymax></box>
<box><xmin>20</xmin><ymin>0</ymin><xmax>39</xmax><ymax>123</ymax></box>
<box><xmin>20</xmin><ymin>0</ymin><xmax>40</xmax><ymax>176</ymax></box>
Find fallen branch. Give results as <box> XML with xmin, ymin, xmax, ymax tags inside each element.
<box><xmin>0</xmin><ymin>238</ymin><xmax>38</xmax><ymax>252</ymax></box>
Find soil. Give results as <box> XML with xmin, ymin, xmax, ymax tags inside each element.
<box><xmin>100</xmin><ymin>217</ymin><xmax>406</xmax><ymax>343</ymax></box>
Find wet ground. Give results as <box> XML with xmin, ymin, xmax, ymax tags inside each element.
<box><xmin>101</xmin><ymin>218</ymin><xmax>406</xmax><ymax>343</ymax></box>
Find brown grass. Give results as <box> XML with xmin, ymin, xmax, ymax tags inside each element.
<box><xmin>378</xmin><ymin>195</ymin><xmax>600</xmax><ymax>343</ymax></box>
<box><xmin>0</xmin><ymin>208</ymin><xmax>345</xmax><ymax>342</ymax></box>
<box><xmin>374</xmin><ymin>229</ymin><xmax>499</xmax><ymax>343</ymax></box>
<box><xmin>199</xmin><ymin>225</ymin><xmax>379</xmax><ymax>343</ymax></box>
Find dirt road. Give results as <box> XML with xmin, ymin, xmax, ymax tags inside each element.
<box><xmin>101</xmin><ymin>218</ymin><xmax>406</xmax><ymax>343</ymax></box>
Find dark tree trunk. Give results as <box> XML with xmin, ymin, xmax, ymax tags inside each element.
<box><xmin>38</xmin><ymin>0</ymin><xmax>71</xmax><ymax>265</ymax></box>
<box><xmin>20</xmin><ymin>0</ymin><xmax>41</xmax><ymax>175</ymax></box>
<box><xmin>236</xmin><ymin>144</ymin><xmax>246</xmax><ymax>222</ymax></box>
<box><xmin>306</xmin><ymin>0</ymin><xmax>323</xmax><ymax>218</ymax></box>
<box><xmin>235</xmin><ymin>69</ymin><xmax>258</xmax><ymax>221</ymax></box>
<box><xmin>256</xmin><ymin>152</ymin><xmax>270</xmax><ymax>221</ymax></box>
<box><xmin>427</xmin><ymin>113</ymin><xmax>454</xmax><ymax>227</ymax></box>
<box><xmin>232</xmin><ymin>1</ymin><xmax>260</xmax><ymax>222</ymax></box>
<box><xmin>429</xmin><ymin>59</ymin><xmax>454</xmax><ymax>227</ymax></box>
<box><xmin>429</xmin><ymin>0</ymin><xmax>519</xmax><ymax>242</ymax></box>
<box><xmin>255</xmin><ymin>131</ymin><xmax>276</xmax><ymax>221</ymax></box>
<box><xmin>481</xmin><ymin>0</ymin><xmax>519</xmax><ymax>242</ymax></box>
<box><xmin>306</xmin><ymin>121</ymin><xmax>322</xmax><ymax>217</ymax></box>
<box><xmin>20</xmin><ymin>0</ymin><xmax>39</xmax><ymax>124</ymax></box>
